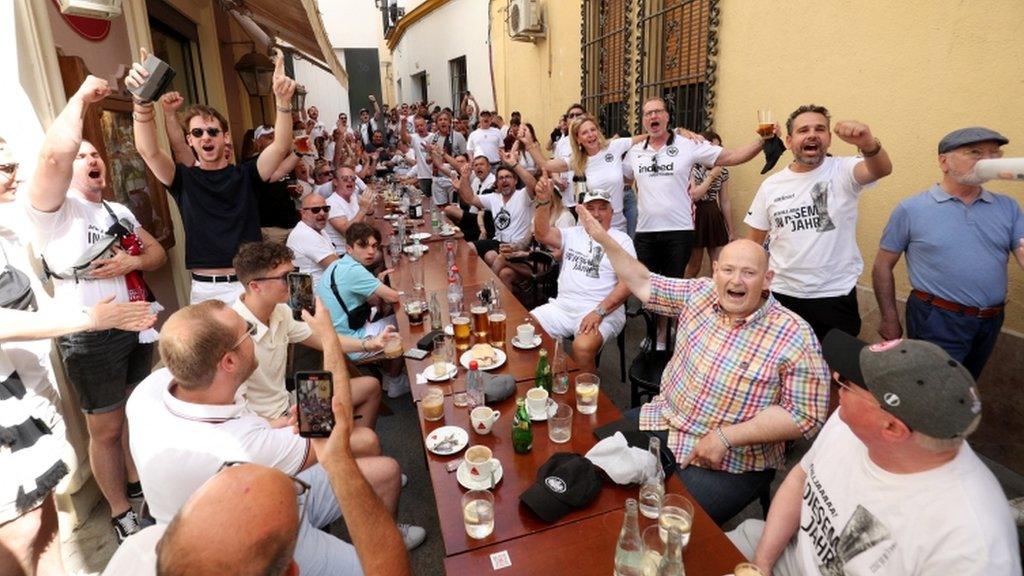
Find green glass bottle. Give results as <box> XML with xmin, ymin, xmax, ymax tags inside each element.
<box><xmin>512</xmin><ymin>397</ymin><xmax>533</xmax><ymax>454</ymax></box>
<box><xmin>534</xmin><ymin>348</ymin><xmax>552</xmax><ymax>393</ymax></box>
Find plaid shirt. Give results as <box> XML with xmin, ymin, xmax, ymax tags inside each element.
<box><xmin>639</xmin><ymin>275</ymin><xmax>829</xmax><ymax>473</ymax></box>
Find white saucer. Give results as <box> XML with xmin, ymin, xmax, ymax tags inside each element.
<box><xmin>457</xmin><ymin>460</ymin><xmax>504</xmax><ymax>490</ymax></box>
<box><xmin>410</xmin><ymin>232</ymin><xmax>432</xmax><ymax>241</ymax></box>
<box><xmin>424</xmin><ymin>362</ymin><xmax>457</xmax><ymax>382</ymax></box>
<box><xmin>383</xmin><ymin>214</ymin><xmax>400</xmax><ymax>220</ymax></box>
<box><xmin>404</xmin><ymin>244</ymin><xmax>429</xmax><ymax>255</ymax></box>
<box><xmin>439</xmin><ymin>229</ymin><xmax>456</xmax><ymax>237</ymax></box>
<box><xmin>459</xmin><ymin>348</ymin><xmax>507</xmax><ymax>371</ymax></box>
<box><xmin>529</xmin><ymin>399</ymin><xmax>557</xmax><ymax>421</ymax></box>
<box><xmin>511</xmin><ymin>335</ymin><xmax>542</xmax><ymax>350</ymax></box>
<box><xmin>425</xmin><ymin>426</ymin><xmax>468</xmax><ymax>456</ymax></box>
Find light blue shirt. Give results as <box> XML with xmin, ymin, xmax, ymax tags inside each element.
<box><xmin>879</xmin><ymin>184</ymin><xmax>1024</xmax><ymax>308</ymax></box>
<box><xmin>316</xmin><ymin>255</ymin><xmax>380</xmax><ymax>339</ymax></box>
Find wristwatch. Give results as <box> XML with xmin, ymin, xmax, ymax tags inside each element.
<box><xmin>594</xmin><ymin>306</ymin><xmax>608</xmax><ymax>318</ymax></box>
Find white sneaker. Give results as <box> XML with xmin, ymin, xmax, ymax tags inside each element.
<box><xmin>1010</xmin><ymin>497</ymin><xmax>1024</xmax><ymax>527</ymax></box>
<box><xmin>401</xmin><ymin>473</ymin><xmax>408</xmax><ymax>488</ymax></box>
<box><xmin>385</xmin><ymin>373</ymin><xmax>411</xmax><ymax>398</ymax></box>
<box><xmin>398</xmin><ymin>523</ymin><xmax>426</xmax><ymax>550</ymax></box>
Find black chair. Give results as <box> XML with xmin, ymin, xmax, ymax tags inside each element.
<box><xmin>521</xmin><ymin>250</ymin><xmax>559</xmax><ymax>309</ymax></box>
<box><xmin>629</xmin><ymin>309</ymin><xmax>676</xmax><ymax>407</ymax></box>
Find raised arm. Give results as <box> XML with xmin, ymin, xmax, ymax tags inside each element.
<box><xmin>28</xmin><ymin>75</ymin><xmax>111</xmax><ymax>212</ymax></box>
<box><xmin>126</xmin><ymin>48</ymin><xmax>176</xmax><ymax>186</ymax></box>
<box><xmin>159</xmin><ymin>92</ymin><xmax>196</xmax><ymax>166</ymax></box>
<box><xmin>451</xmin><ymin>163</ymin><xmax>484</xmax><ymax>210</ymax></box>
<box><xmin>532</xmin><ymin>177</ymin><xmax>562</xmax><ymax>250</ymax></box>
<box><xmin>521</xmin><ymin>125</ymin><xmax>569</xmax><ymax>173</ymax></box>
<box><xmin>256</xmin><ymin>50</ymin><xmax>297</xmax><ymax>182</ymax></box>
<box><xmin>577</xmin><ymin>205</ymin><xmax>652</xmax><ymax>303</ymax></box>
<box><xmin>369</xmin><ymin>95</ymin><xmax>382</xmax><ymax>122</ymax></box>
<box><xmin>269</xmin><ymin>153</ymin><xmax>300</xmax><ymax>183</ymax></box>
<box><xmin>872</xmin><ymin>248</ymin><xmax>904</xmax><ymax>340</ymax></box>
<box><xmin>833</xmin><ymin>121</ymin><xmax>892</xmax><ymax>185</ymax></box>
<box><xmin>501</xmin><ymin>143</ymin><xmax>537</xmax><ymax>196</ymax></box>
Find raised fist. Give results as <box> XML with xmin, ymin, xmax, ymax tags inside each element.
<box><xmin>77</xmin><ymin>75</ymin><xmax>111</xmax><ymax>104</ymax></box>
<box><xmin>160</xmin><ymin>91</ymin><xmax>184</xmax><ymax>113</ymax></box>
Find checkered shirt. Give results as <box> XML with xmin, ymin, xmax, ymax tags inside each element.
<box><xmin>639</xmin><ymin>275</ymin><xmax>829</xmax><ymax>473</ymax></box>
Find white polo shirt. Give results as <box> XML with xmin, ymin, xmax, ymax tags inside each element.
<box><xmin>324</xmin><ymin>192</ymin><xmax>360</xmax><ymax>252</ymax></box>
<box><xmin>467</xmin><ymin>127</ymin><xmax>503</xmax><ymax>163</ymax></box>
<box><xmin>232</xmin><ymin>298</ymin><xmax>313</xmax><ymax>419</ymax></box>
<box><xmin>126</xmin><ymin>367</ymin><xmax>309</xmax><ymax>524</ymax></box>
<box><xmin>287</xmin><ymin>221</ymin><xmax>336</xmax><ymax>286</ymax></box>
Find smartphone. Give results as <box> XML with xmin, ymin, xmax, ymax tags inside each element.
<box><xmin>403</xmin><ymin>348</ymin><xmax>429</xmax><ymax>361</ymax></box>
<box><xmin>288</xmin><ymin>272</ymin><xmax>314</xmax><ymax>321</ymax></box>
<box><xmin>295</xmin><ymin>371</ymin><xmax>334</xmax><ymax>438</ymax></box>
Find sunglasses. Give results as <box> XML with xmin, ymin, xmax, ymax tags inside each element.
<box><xmin>231</xmin><ymin>320</ymin><xmax>257</xmax><ymax>349</ymax></box>
<box><xmin>0</xmin><ymin>163</ymin><xmax>18</xmax><ymax>175</ymax></box>
<box><xmin>189</xmin><ymin>127</ymin><xmax>222</xmax><ymax>138</ymax></box>
<box><xmin>338</xmin><ymin>176</ymin><xmax>357</xmax><ymax>182</ymax></box>
<box><xmin>302</xmin><ymin>206</ymin><xmax>331</xmax><ymax>214</ymax></box>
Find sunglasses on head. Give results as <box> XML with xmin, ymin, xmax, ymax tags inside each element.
<box><xmin>302</xmin><ymin>206</ymin><xmax>331</xmax><ymax>214</ymax></box>
<box><xmin>189</xmin><ymin>127</ymin><xmax>222</xmax><ymax>138</ymax></box>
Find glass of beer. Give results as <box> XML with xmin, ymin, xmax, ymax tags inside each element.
<box><xmin>471</xmin><ymin>301</ymin><xmax>489</xmax><ymax>340</ymax></box>
<box><xmin>453</xmin><ymin>314</ymin><xmax>472</xmax><ymax>351</ymax></box>
<box><xmin>487</xmin><ymin>309</ymin><xmax>506</xmax><ymax>347</ymax></box>
<box><xmin>658</xmin><ymin>494</ymin><xmax>694</xmax><ymax>547</ymax></box>
<box><xmin>421</xmin><ymin>386</ymin><xmax>445</xmax><ymax>422</ymax></box>
<box><xmin>757</xmin><ymin>108</ymin><xmax>774</xmax><ymax>138</ymax></box>
<box><xmin>383</xmin><ymin>333</ymin><xmax>403</xmax><ymax>359</ymax></box>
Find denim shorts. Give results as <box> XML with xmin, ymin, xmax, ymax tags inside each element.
<box><xmin>56</xmin><ymin>329</ymin><xmax>153</xmax><ymax>413</ymax></box>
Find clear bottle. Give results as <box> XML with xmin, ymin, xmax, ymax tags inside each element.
<box><xmin>639</xmin><ymin>436</ymin><xmax>665</xmax><ymax>519</ymax></box>
<box><xmin>466</xmin><ymin>360</ymin><xmax>484</xmax><ymax>408</ymax></box>
<box><xmin>656</xmin><ymin>526</ymin><xmax>685</xmax><ymax>576</ymax></box>
<box><xmin>613</xmin><ymin>498</ymin><xmax>644</xmax><ymax>576</ymax></box>
<box><xmin>429</xmin><ymin>292</ymin><xmax>442</xmax><ymax>330</ymax></box>
<box><xmin>447</xmin><ymin>265</ymin><xmax>464</xmax><ymax>317</ymax></box>
<box><xmin>551</xmin><ymin>339</ymin><xmax>569</xmax><ymax>394</ymax></box>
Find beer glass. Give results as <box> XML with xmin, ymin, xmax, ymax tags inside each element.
<box><xmin>453</xmin><ymin>314</ymin><xmax>472</xmax><ymax>351</ymax></box>
<box><xmin>383</xmin><ymin>333</ymin><xmax>403</xmax><ymax>359</ymax></box>
<box><xmin>411</xmin><ymin>257</ymin><xmax>425</xmax><ymax>291</ymax></box>
<box><xmin>574</xmin><ymin>373</ymin><xmax>600</xmax><ymax>415</ymax></box>
<box><xmin>471</xmin><ymin>301</ymin><xmax>489</xmax><ymax>340</ymax></box>
<box><xmin>421</xmin><ymin>386</ymin><xmax>445</xmax><ymax>422</ymax></box>
<box><xmin>757</xmin><ymin>108</ymin><xmax>774</xmax><ymax>138</ymax></box>
<box><xmin>461</xmin><ymin>489</ymin><xmax>495</xmax><ymax>539</ymax></box>
<box><xmin>431</xmin><ymin>335</ymin><xmax>450</xmax><ymax>379</ymax></box>
<box><xmin>487</xmin><ymin>309</ymin><xmax>507</xmax><ymax>347</ymax></box>
<box><xmin>658</xmin><ymin>494</ymin><xmax>693</xmax><ymax>547</ymax></box>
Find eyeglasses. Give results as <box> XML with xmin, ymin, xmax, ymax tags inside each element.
<box><xmin>568</xmin><ymin>112</ymin><xmax>584</xmax><ymax>119</ymax></box>
<box><xmin>954</xmin><ymin>148</ymin><xmax>1003</xmax><ymax>161</ymax></box>
<box><xmin>338</xmin><ymin>176</ymin><xmax>357</xmax><ymax>182</ymax></box>
<box><xmin>189</xmin><ymin>127</ymin><xmax>222</xmax><ymax>138</ymax></box>
<box><xmin>217</xmin><ymin>461</ymin><xmax>310</xmax><ymax>525</ymax></box>
<box><xmin>252</xmin><ymin>273</ymin><xmax>290</xmax><ymax>283</ymax></box>
<box><xmin>0</xmin><ymin>163</ymin><xmax>18</xmax><ymax>175</ymax></box>
<box><xmin>643</xmin><ymin>108</ymin><xmax>668</xmax><ymax>117</ymax></box>
<box><xmin>301</xmin><ymin>206</ymin><xmax>331</xmax><ymax>214</ymax></box>
<box><xmin>316</xmin><ymin>171</ymin><xmax>332</xmax><ymax>178</ymax></box>
<box><xmin>231</xmin><ymin>320</ymin><xmax>257</xmax><ymax>349</ymax></box>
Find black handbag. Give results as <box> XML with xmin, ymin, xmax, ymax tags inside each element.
<box><xmin>0</xmin><ymin>241</ymin><xmax>38</xmax><ymax>312</ymax></box>
<box><xmin>328</xmin><ymin>256</ymin><xmax>372</xmax><ymax>330</ymax></box>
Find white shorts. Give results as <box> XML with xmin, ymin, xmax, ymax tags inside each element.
<box><xmin>347</xmin><ymin>313</ymin><xmax>398</xmax><ymax>360</ymax></box>
<box><xmin>531</xmin><ymin>297</ymin><xmax>625</xmax><ymax>344</ymax></box>
<box><xmin>189</xmin><ymin>279</ymin><xmax>244</xmax><ymax>304</ymax></box>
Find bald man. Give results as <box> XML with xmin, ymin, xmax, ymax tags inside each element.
<box><xmin>287</xmin><ymin>194</ymin><xmax>339</xmax><ymax>286</ymax></box>
<box><xmin>581</xmin><ymin>208</ymin><xmax>831</xmax><ymax>525</ymax></box>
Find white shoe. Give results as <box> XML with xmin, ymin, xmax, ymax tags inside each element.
<box><xmin>385</xmin><ymin>373</ymin><xmax>411</xmax><ymax>398</ymax></box>
<box><xmin>398</xmin><ymin>523</ymin><xmax>426</xmax><ymax>550</ymax></box>
<box><xmin>1010</xmin><ymin>497</ymin><xmax>1024</xmax><ymax>527</ymax></box>
<box><xmin>401</xmin><ymin>473</ymin><xmax>408</xmax><ymax>488</ymax></box>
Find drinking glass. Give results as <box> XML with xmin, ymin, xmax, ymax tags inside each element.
<box><xmin>421</xmin><ymin>386</ymin><xmax>445</xmax><ymax>422</ymax></box>
<box><xmin>452</xmin><ymin>314</ymin><xmax>472</xmax><ymax>351</ymax></box>
<box><xmin>658</xmin><ymin>494</ymin><xmax>694</xmax><ymax>547</ymax></box>
<box><xmin>574</xmin><ymin>373</ymin><xmax>600</xmax><ymax>415</ymax></box>
<box><xmin>471</xmin><ymin>300</ymin><xmax>489</xmax><ymax>340</ymax></box>
<box><xmin>548</xmin><ymin>403</ymin><xmax>573</xmax><ymax>444</ymax></box>
<box><xmin>461</xmin><ymin>489</ymin><xmax>495</xmax><ymax>539</ymax></box>
<box><xmin>641</xmin><ymin>525</ymin><xmax>665</xmax><ymax>576</ymax></box>
<box><xmin>757</xmin><ymin>108</ymin><xmax>774</xmax><ymax>138</ymax></box>
<box><xmin>431</xmin><ymin>335</ymin><xmax>450</xmax><ymax>379</ymax></box>
<box><xmin>488</xmin><ymin>308</ymin><xmax>507</xmax><ymax>347</ymax></box>
<box><xmin>383</xmin><ymin>333</ymin><xmax>403</xmax><ymax>359</ymax></box>
<box><xmin>411</xmin><ymin>257</ymin><xmax>425</xmax><ymax>291</ymax></box>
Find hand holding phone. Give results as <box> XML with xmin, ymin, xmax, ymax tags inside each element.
<box><xmin>288</xmin><ymin>272</ymin><xmax>314</xmax><ymax>321</ymax></box>
<box><xmin>295</xmin><ymin>371</ymin><xmax>335</xmax><ymax>438</ymax></box>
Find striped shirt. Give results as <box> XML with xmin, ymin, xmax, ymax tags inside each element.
<box><xmin>639</xmin><ymin>275</ymin><xmax>829</xmax><ymax>473</ymax></box>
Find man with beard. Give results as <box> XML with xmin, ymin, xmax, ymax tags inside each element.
<box><xmin>25</xmin><ymin>75</ymin><xmax>167</xmax><ymax>542</ymax></box>
<box><xmin>323</xmin><ymin>166</ymin><xmax>375</xmax><ymax>253</ymax></box>
<box><xmin>453</xmin><ymin>160</ymin><xmax>537</xmax><ymax>273</ymax></box>
<box><xmin>288</xmin><ymin>195</ymin><xmax>339</xmax><ymax>285</ymax></box>
<box><xmin>745</xmin><ymin>105</ymin><xmax>892</xmax><ymax>342</ymax></box>
<box><xmin>128</xmin><ymin>47</ymin><xmax>297</xmax><ymax>304</ymax></box>
<box><xmin>872</xmin><ymin>128</ymin><xmax>1024</xmax><ymax>379</ymax></box>
<box><xmin>355</xmin><ymin>97</ymin><xmax>382</xmax><ymax>148</ymax></box>
<box><xmin>427</xmin><ymin>110</ymin><xmax>467</xmax><ymax>205</ymax></box>
<box><xmin>580</xmin><ymin>203</ymin><xmax>830</xmax><ymax>525</ymax></box>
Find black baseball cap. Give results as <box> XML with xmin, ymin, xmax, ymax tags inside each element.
<box><xmin>520</xmin><ymin>453</ymin><xmax>603</xmax><ymax>523</ymax></box>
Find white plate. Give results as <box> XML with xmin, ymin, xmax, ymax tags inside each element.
<box><xmin>425</xmin><ymin>426</ymin><xmax>469</xmax><ymax>456</ymax></box>
<box><xmin>457</xmin><ymin>460</ymin><xmax>504</xmax><ymax>490</ymax></box>
<box><xmin>383</xmin><ymin>214</ymin><xmax>400</xmax><ymax>220</ymax></box>
<box><xmin>511</xmin><ymin>335</ymin><xmax>542</xmax><ymax>350</ymax></box>
<box><xmin>424</xmin><ymin>362</ymin><xmax>457</xmax><ymax>382</ymax></box>
<box><xmin>404</xmin><ymin>244</ymin><xmax>429</xmax><ymax>255</ymax></box>
<box><xmin>439</xmin><ymin>229</ymin><xmax>456</xmax><ymax>237</ymax></box>
<box><xmin>529</xmin><ymin>398</ymin><xmax>557</xmax><ymax>421</ymax></box>
<box><xmin>459</xmin><ymin>348</ymin><xmax>507</xmax><ymax>371</ymax></box>
<box><xmin>410</xmin><ymin>232</ymin><xmax>432</xmax><ymax>241</ymax></box>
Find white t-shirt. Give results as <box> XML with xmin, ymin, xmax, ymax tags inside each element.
<box><xmin>410</xmin><ymin>132</ymin><xmax>435</xmax><ymax>179</ymax></box>
<box><xmin>580</xmin><ymin>138</ymin><xmax>634</xmax><ymax>216</ymax></box>
<box><xmin>626</xmin><ymin>136</ymin><xmax>722</xmax><ymax>232</ymax></box>
<box><xmin>555</xmin><ymin>226</ymin><xmax>635</xmax><ymax>305</ymax></box>
<box><xmin>744</xmin><ymin>156</ymin><xmax>866</xmax><ymax>298</ymax></box>
<box><xmin>479</xmin><ymin>188</ymin><xmax>534</xmax><ymax>244</ymax></box>
<box><xmin>287</xmin><ymin>221</ymin><xmax>336</xmax><ymax>286</ymax></box>
<box><xmin>126</xmin><ymin>368</ymin><xmax>309</xmax><ymax>524</ymax></box>
<box><xmin>25</xmin><ymin>193</ymin><xmax>139</xmax><ymax>307</ymax></box>
<box><xmin>324</xmin><ymin>192</ymin><xmax>360</xmax><ymax>252</ymax></box>
<box><xmin>793</xmin><ymin>414</ymin><xmax>1020</xmax><ymax>575</ymax></box>
<box><xmin>554</xmin><ymin>136</ymin><xmax>576</xmax><ymax>207</ymax></box>
<box><xmin>467</xmin><ymin>127</ymin><xmax>503</xmax><ymax>163</ymax></box>
<box><xmin>232</xmin><ymin>299</ymin><xmax>313</xmax><ymax>419</ymax></box>
<box><xmin>102</xmin><ymin>524</ymin><xmax>164</xmax><ymax>576</ymax></box>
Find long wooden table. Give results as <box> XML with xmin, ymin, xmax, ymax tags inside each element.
<box><xmin>368</xmin><ymin>202</ymin><xmax>745</xmax><ymax>574</ymax></box>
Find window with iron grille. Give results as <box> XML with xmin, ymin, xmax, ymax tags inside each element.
<box><xmin>580</xmin><ymin>0</ymin><xmax>633</xmax><ymax>137</ymax></box>
<box><xmin>449</xmin><ymin>56</ymin><xmax>467</xmax><ymax>111</ymax></box>
<box><xmin>636</xmin><ymin>0</ymin><xmax>718</xmax><ymax>133</ymax></box>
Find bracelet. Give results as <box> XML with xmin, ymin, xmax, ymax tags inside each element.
<box><xmin>132</xmin><ymin>112</ymin><xmax>155</xmax><ymax>123</ymax></box>
<box><xmin>534</xmin><ymin>200</ymin><xmax>550</xmax><ymax>207</ymax></box>
<box><xmin>276</xmin><ymin>105</ymin><xmax>293</xmax><ymax>113</ymax></box>
<box><xmin>361</xmin><ymin>336</ymin><xmax>370</xmax><ymax>352</ymax></box>
<box><xmin>859</xmin><ymin>138</ymin><xmax>882</xmax><ymax>158</ymax></box>
<box><xmin>132</xmin><ymin>97</ymin><xmax>153</xmax><ymax>106</ymax></box>
<box><xmin>508</xmin><ymin>162</ymin><xmax>519</xmax><ymax>169</ymax></box>
<box><xmin>714</xmin><ymin>426</ymin><xmax>733</xmax><ymax>450</ymax></box>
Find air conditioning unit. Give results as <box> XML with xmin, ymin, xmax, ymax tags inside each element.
<box><xmin>57</xmin><ymin>0</ymin><xmax>123</xmax><ymax>20</ymax></box>
<box><xmin>509</xmin><ymin>0</ymin><xmax>544</xmax><ymax>40</ymax></box>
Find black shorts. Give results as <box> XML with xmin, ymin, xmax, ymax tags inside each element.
<box><xmin>634</xmin><ymin>230</ymin><xmax>694</xmax><ymax>279</ymax></box>
<box><xmin>57</xmin><ymin>329</ymin><xmax>154</xmax><ymax>413</ymax></box>
<box><xmin>773</xmin><ymin>287</ymin><xmax>861</xmax><ymax>344</ymax></box>
<box><xmin>473</xmin><ymin>239</ymin><xmax>501</xmax><ymax>257</ymax></box>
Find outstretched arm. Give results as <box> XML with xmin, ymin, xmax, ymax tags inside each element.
<box><xmin>521</xmin><ymin>125</ymin><xmax>569</xmax><ymax>173</ymax></box>
<box><xmin>28</xmin><ymin>75</ymin><xmax>111</xmax><ymax>213</ymax></box>
<box><xmin>451</xmin><ymin>163</ymin><xmax>485</xmax><ymax>210</ymax></box>
<box><xmin>159</xmin><ymin>92</ymin><xmax>195</xmax><ymax>166</ymax></box>
<box><xmin>833</xmin><ymin>121</ymin><xmax>892</xmax><ymax>185</ymax></box>
<box><xmin>126</xmin><ymin>48</ymin><xmax>176</xmax><ymax>186</ymax></box>
<box><xmin>257</xmin><ymin>49</ymin><xmax>297</xmax><ymax>182</ymax></box>
<box><xmin>577</xmin><ymin>206</ymin><xmax>652</xmax><ymax>303</ymax></box>
<box><xmin>501</xmin><ymin>143</ymin><xmax>537</xmax><ymax>197</ymax></box>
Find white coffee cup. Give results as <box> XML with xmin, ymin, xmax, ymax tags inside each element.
<box><xmin>516</xmin><ymin>323</ymin><xmax>536</xmax><ymax>344</ymax></box>
<box><xmin>470</xmin><ymin>406</ymin><xmax>501</xmax><ymax>434</ymax></box>
<box><xmin>526</xmin><ymin>387</ymin><xmax>549</xmax><ymax>416</ymax></box>
<box><xmin>464</xmin><ymin>445</ymin><xmax>499</xmax><ymax>480</ymax></box>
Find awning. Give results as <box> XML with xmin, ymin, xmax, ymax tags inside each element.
<box><xmin>227</xmin><ymin>0</ymin><xmax>348</xmax><ymax>88</ymax></box>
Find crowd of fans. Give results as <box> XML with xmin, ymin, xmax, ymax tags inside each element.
<box><xmin>1</xmin><ymin>42</ymin><xmax>1022</xmax><ymax>576</ymax></box>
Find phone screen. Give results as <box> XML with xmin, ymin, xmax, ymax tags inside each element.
<box><xmin>288</xmin><ymin>272</ymin><xmax>314</xmax><ymax>321</ymax></box>
<box><xmin>295</xmin><ymin>371</ymin><xmax>334</xmax><ymax>438</ymax></box>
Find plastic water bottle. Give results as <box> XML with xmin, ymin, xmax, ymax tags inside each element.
<box><xmin>466</xmin><ymin>360</ymin><xmax>484</xmax><ymax>407</ymax></box>
<box><xmin>447</xmin><ymin>265</ymin><xmax>464</xmax><ymax>316</ymax></box>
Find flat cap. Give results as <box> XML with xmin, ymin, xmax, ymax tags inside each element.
<box><xmin>938</xmin><ymin>127</ymin><xmax>1008</xmax><ymax>154</ymax></box>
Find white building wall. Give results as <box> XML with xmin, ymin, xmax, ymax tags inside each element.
<box><xmin>390</xmin><ymin>0</ymin><xmax>495</xmax><ymax>111</ymax></box>
<box><xmin>293</xmin><ymin>54</ymin><xmax>348</xmax><ymax>127</ymax></box>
